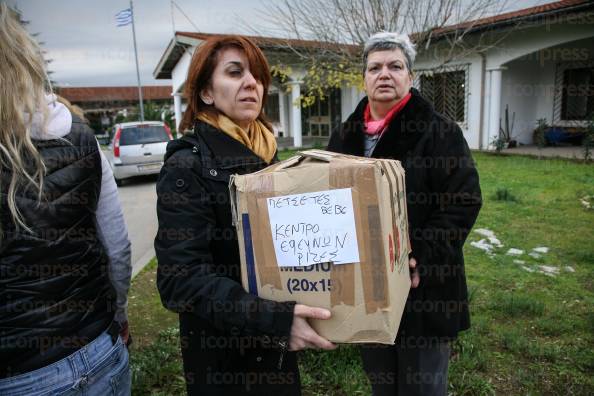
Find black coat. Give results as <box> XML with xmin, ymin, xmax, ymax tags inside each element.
<box><xmin>155</xmin><ymin>121</ymin><xmax>300</xmax><ymax>396</ymax></box>
<box><xmin>327</xmin><ymin>88</ymin><xmax>482</xmax><ymax>340</ymax></box>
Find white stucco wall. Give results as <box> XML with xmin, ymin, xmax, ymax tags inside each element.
<box><xmin>500</xmin><ymin>58</ymin><xmax>541</xmax><ymax>144</ymax></box>
<box><xmin>533</xmin><ymin>61</ymin><xmax>556</xmax><ymax>130</ymax></box>
<box><xmin>484</xmin><ymin>22</ymin><xmax>594</xmax><ymax>69</ymax></box>
<box><xmin>501</xmin><ymin>36</ymin><xmax>594</xmax><ymax>144</ymax></box>
<box><xmin>340</xmin><ymin>84</ymin><xmax>365</xmax><ymax>121</ymax></box>
<box><xmin>415</xmin><ymin>50</ymin><xmax>485</xmax><ymax>149</ymax></box>
<box><xmin>500</xmin><ymin>53</ymin><xmax>558</xmax><ymax>144</ymax></box>
<box><xmin>414</xmin><ymin>20</ymin><xmax>594</xmax><ymax>148</ymax></box>
<box><xmin>465</xmin><ymin>56</ymin><xmax>485</xmax><ymax>150</ymax></box>
<box><xmin>171</xmin><ymin>50</ymin><xmax>193</xmax><ymax>94</ymax></box>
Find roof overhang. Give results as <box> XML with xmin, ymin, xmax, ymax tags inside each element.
<box><xmin>153</xmin><ymin>31</ymin><xmax>360</xmax><ymax>80</ymax></box>
<box><xmin>422</xmin><ymin>0</ymin><xmax>594</xmax><ymax>44</ymax></box>
<box><xmin>153</xmin><ymin>34</ymin><xmax>202</xmax><ymax>79</ymax></box>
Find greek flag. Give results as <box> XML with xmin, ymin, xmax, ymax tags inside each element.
<box><xmin>115</xmin><ymin>8</ymin><xmax>132</xmax><ymax>27</ymax></box>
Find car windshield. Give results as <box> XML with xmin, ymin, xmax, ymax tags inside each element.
<box><xmin>119</xmin><ymin>126</ymin><xmax>168</xmax><ymax>145</ymax></box>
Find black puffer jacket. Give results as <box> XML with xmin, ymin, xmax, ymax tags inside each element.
<box><xmin>328</xmin><ymin>88</ymin><xmax>482</xmax><ymax>340</ymax></box>
<box><xmin>0</xmin><ymin>119</ymin><xmax>115</xmax><ymax>377</ymax></box>
<box><xmin>155</xmin><ymin>121</ymin><xmax>300</xmax><ymax>396</ymax></box>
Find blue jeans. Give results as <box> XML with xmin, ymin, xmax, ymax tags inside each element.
<box><xmin>0</xmin><ymin>330</ymin><xmax>130</xmax><ymax>396</ymax></box>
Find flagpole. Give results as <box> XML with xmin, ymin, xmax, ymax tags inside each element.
<box><xmin>130</xmin><ymin>0</ymin><xmax>144</xmax><ymax>122</ymax></box>
<box><xmin>170</xmin><ymin>0</ymin><xmax>175</xmax><ymax>37</ymax></box>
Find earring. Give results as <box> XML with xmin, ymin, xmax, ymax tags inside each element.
<box><xmin>202</xmin><ymin>97</ymin><xmax>213</xmax><ymax>105</ymax></box>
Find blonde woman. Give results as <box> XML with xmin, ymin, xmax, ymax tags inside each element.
<box><xmin>0</xmin><ymin>5</ymin><xmax>132</xmax><ymax>395</ymax></box>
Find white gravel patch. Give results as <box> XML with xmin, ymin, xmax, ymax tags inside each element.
<box><xmin>488</xmin><ymin>237</ymin><xmax>503</xmax><ymax>247</ymax></box>
<box><xmin>533</xmin><ymin>246</ymin><xmax>549</xmax><ymax>254</ymax></box>
<box><xmin>470</xmin><ymin>228</ymin><xmax>575</xmax><ymax>277</ymax></box>
<box><xmin>474</xmin><ymin>228</ymin><xmax>496</xmax><ymax>238</ymax></box>
<box><xmin>507</xmin><ymin>248</ymin><xmax>524</xmax><ymax>256</ymax></box>
<box><xmin>535</xmin><ymin>265</ymin><xmax>560</xmax><ymax>277</ymax></box>
<box><xmin>539</xmin><ymin>265</ymin><xmax>560</xmax><ymax>275</ymax></box>
<box><xmin>471</xmin><ymin>239</ymin><xmax>494</xmax><ymax>253</ymax></box>
<box><xmin>470</xmin><ymin>229</ymin><xmax>568</xmax><ymax>277</ymax></box>
<box><xmin>471</xmin><ymin>229</ymin><xmax>503</xmax><ymax>253</ymax></box>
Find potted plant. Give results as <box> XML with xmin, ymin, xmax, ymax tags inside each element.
<box><xmin>499</xmin><ymin>104</ymin><xmax>517</xmax><ymax>148</ymax></box>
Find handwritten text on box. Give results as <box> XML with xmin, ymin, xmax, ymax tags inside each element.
<box><xmin>267</xmin><ymin>188</ymin><xmax>360</xmax><ymax>267</ymax></box>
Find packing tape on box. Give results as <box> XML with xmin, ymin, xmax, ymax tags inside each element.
<box><xmin>358</xmin><ymin>164</ymin><xmax>389</xmax><ymax>314</ymax></box>
<box><xmin>384</xmin><ymin>159</ymin><xmax>411</xmax><ymax>268</ymax></box>
<box><xmin>244</xmin><ymin>173</ymin><xmax>283</xmax><ymax>290</ymax></box>
<box><xmin>378</xmin><ymin>161</ymin><xmax>400</xmax><ymax>271</ymax></box>
<box><xmin>329</xmin><ymin>161</ymin><xmax>356</xmax><ymax>307</ymax></box>
<box><xmin>332</xmin><ymin>162</ymin><xmax>389</xmax><ymax>314</ymax></box>
<box><xmin>390</xmin><ymin>161</ymin><xmax>412</xmax><ymax>261</ymax></box>
<box><xmin>397</xmin><ymin>162</ymin><xmax>412</xmax><ymax>255</ymax></box>
<box><xmin>241</xmin><ymin>213</ymin><xmax>258</xmax><ymax>295</ymax></box>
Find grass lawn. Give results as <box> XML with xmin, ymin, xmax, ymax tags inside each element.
<box><xmin>128</xmin><ymin>151</ymin><xmax>594</xmax><ymax>395</ymax></box>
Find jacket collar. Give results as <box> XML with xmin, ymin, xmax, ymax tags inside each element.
<box><xmin>166</xmin><ymin>120</ymin><xmax>271</xmax><ymax>170</ymax></box>
<box><xmin>336</xmin><ymin>88</ymin><xmax>434</xmax><ymax>157</ymax></box>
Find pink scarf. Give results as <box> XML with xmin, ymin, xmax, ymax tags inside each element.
<box><xmin>364</xmin><ymin>92</ymin><xmax>412</xmax><ymax>136</ymax></box>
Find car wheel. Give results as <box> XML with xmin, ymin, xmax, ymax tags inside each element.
<box><xmin>115</xmin><ymin>177</ymin><xmax>123</xmax><ymax>187</ymax></box>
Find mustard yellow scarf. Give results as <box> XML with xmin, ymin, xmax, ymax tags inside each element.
<box><xmin>197</xmin><ymin>113</ymin><xmax>277</xmax><ymax>164</ymax></box>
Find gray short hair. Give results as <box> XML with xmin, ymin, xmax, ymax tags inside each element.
<box><xmin>363</xmin><ymin>32</ymin><xmax>416</xmax><ymax>74</ymax></box>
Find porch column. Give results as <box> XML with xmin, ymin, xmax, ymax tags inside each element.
<box><xmin>488</xmin><ymin>67</ymin><xmax>505</xmax><ymax>150</ymax></box>
<box><xmin>481</xmin><ymin>70</ymin><xmax>492</xmax><ymax>150</ymax></box>
<box><xmin>173</xmin><ymin>93</ymin><xmax>183</xmax><ymax>133</ymax></box>
<box><xmin>278</xmin><ymin>89</ymin><xmax>288</xmax><ymax>138</ymax></box>
<box><xmin>288</xmin><ymin>81</ymin><xmax>303</xmax><ymax>147</ymax></box>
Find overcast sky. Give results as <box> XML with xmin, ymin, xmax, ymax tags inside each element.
<box><xmin>10</xmin><ymin>0</ymin><xmax>554</xmax><ymax>87</ymax></box>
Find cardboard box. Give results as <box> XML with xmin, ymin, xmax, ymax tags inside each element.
<box><xmin>230</xmin><ymin>150</ymin><xmax>411</xmax><ymax>344</ymax></box>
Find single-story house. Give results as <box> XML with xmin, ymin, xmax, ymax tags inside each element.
<box><xmin>414</xmin><ymin>0</ymin><xmax>594</xmax><ymax>149</ymax></box>
<box><xmin>57</xmin><ymin>85</ymin><xmax>173</xmax><ymax>133</ymax></box>
<box><xmin>153</xmin><ymin>0</ymin><xmax>594</xmax><ymax>149</ymax></box>
<box><xmin>153</xmin><ymin>33</ymin><xmax>363</xmax><ymax>147</ymax></box>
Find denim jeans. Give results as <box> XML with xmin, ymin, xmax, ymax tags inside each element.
<box><xmin>0</xmin><ymin>330</ymin><xmax>130</xmax><ymax>396</ymax></box>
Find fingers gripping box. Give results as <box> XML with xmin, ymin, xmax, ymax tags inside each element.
<box><xmin>230</xmin><ymin>150</ymin><xmax>411</xmax><ymax>344</ymax></box>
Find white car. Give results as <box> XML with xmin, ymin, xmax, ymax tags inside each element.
<box><xmin>109</xmin><ymin>121</ymin><xmax>173</xmax><ymax>186</ymax></box>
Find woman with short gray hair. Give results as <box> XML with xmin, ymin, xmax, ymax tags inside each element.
<box><xmin>328</xmin><ymin>31</ymin><xmax>482</xmax><ymax>396</ymax></box>
<box><xmin>362</xmin><ymin>32</ymin><xmax>417</xmax><ymax>73</ymax></box>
